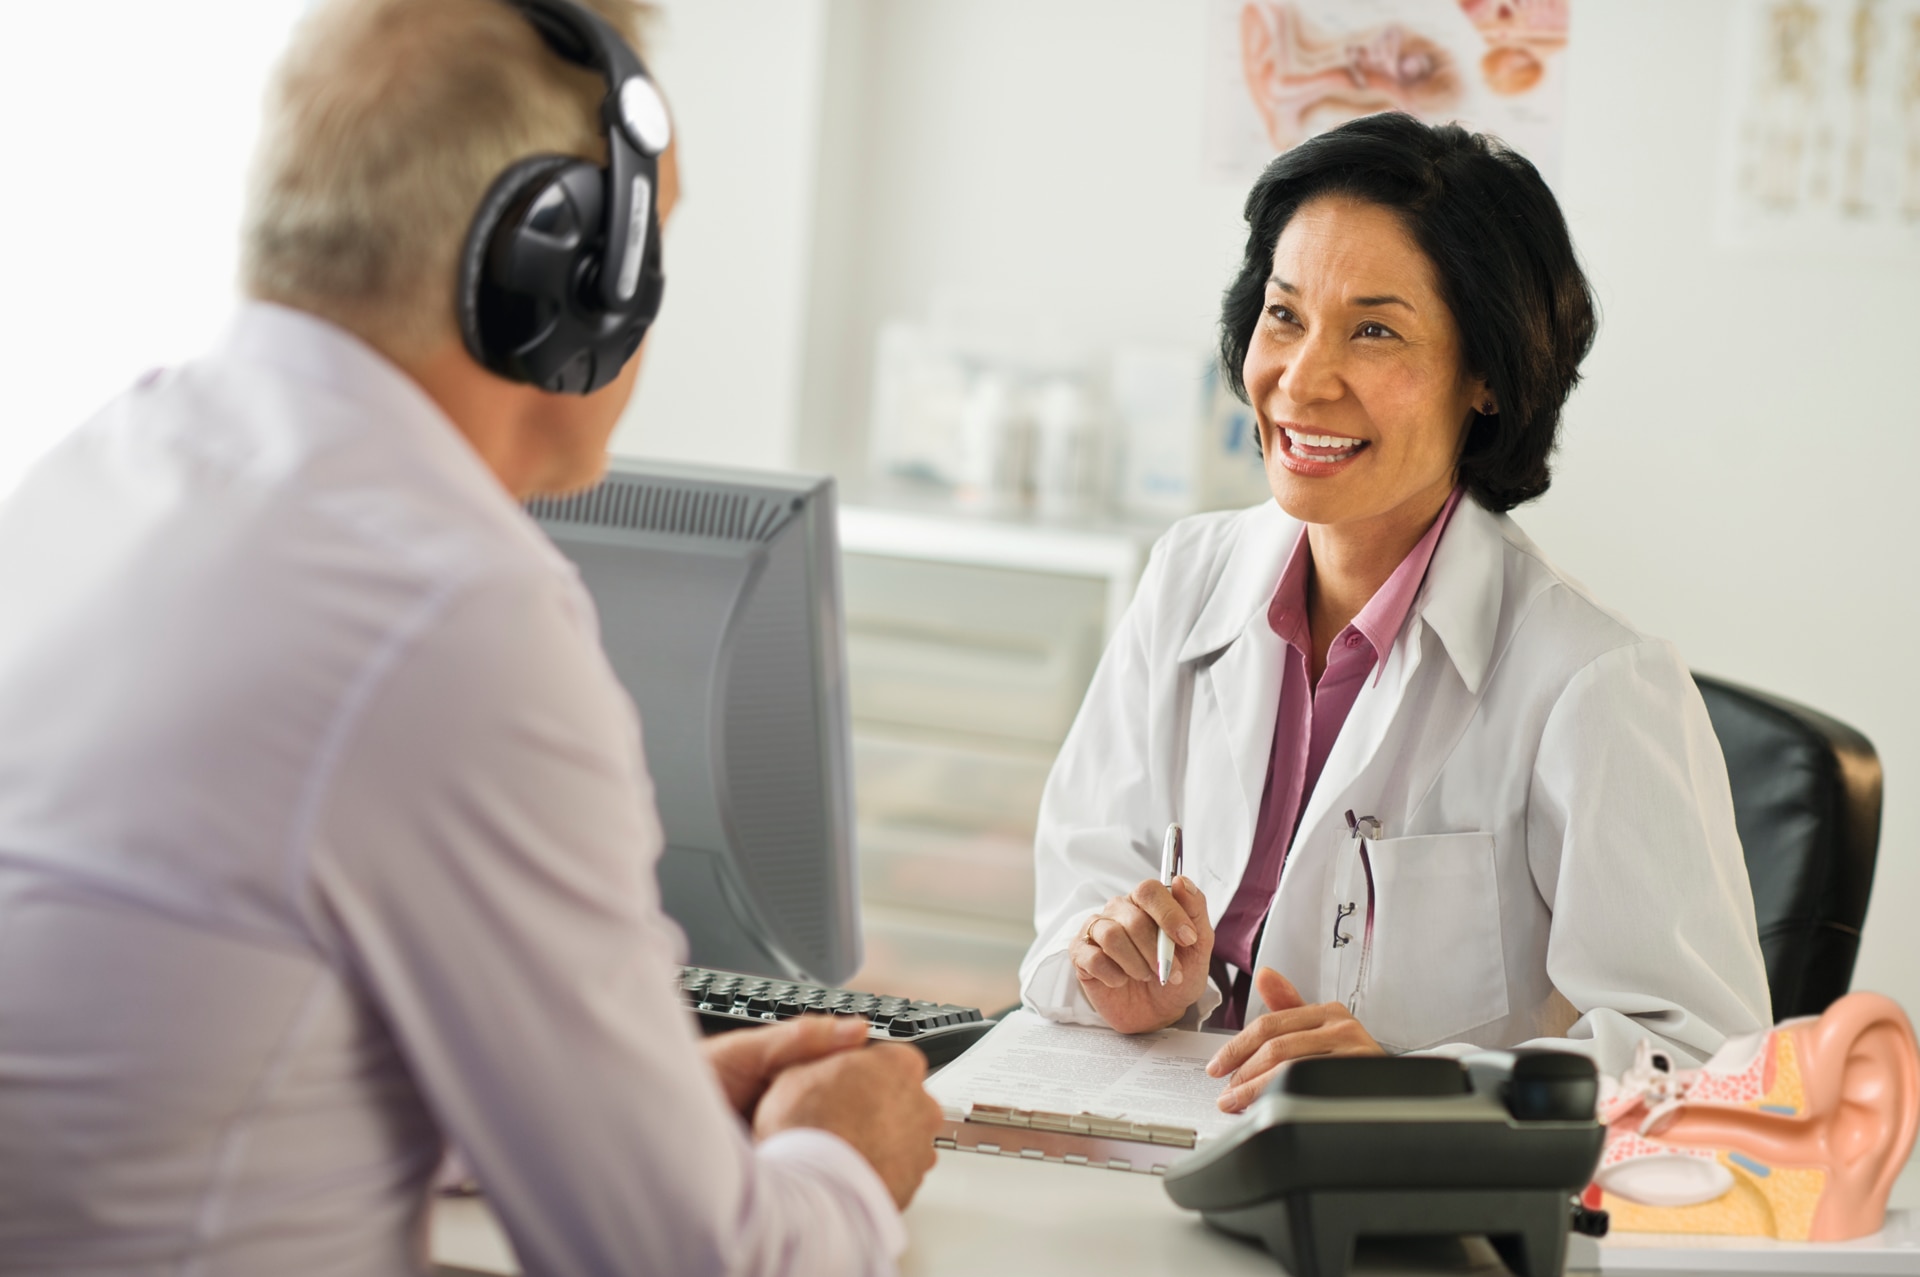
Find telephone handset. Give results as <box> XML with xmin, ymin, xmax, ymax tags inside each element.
<box><xmin>1163</xmin><ymin>1051</ymin><xmax>1606</xmax><ymax>1277</ymax></box>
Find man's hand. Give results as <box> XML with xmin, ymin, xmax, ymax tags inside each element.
<box><xmin>754</xmin><ymin>1042</ymin><xmax>943</xmax><ymax>1210</ymax></box>
<box><xmin>1070</xmin><ymin>875</ymin><xmax>1214</xmax><ymax>1034</ymax></box>
<box><xmin>1206</xmin><ymin>968</ymin><xmax>1383</xmax><ymax>1112</ymax></box>
<box><xmin>703</xmin><ymin>1015</ymin><xmax>871</xmax><ymax>1118</ymax></box>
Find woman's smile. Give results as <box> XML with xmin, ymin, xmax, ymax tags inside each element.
<box><xmin>1275</xmin><ymin>422</ymin><xmax>1371</xmax><ymax>475</ymax></box>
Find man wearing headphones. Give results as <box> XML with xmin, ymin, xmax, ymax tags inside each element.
<box><xmin>0</xmin><ymin>1</ymin><xmax>939</xmax><ymax>1273</ymax></box>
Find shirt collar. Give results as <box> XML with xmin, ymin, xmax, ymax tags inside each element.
<box><xmin>1178</xmin><ymin>486</ymin><xmax>1505</xmax><ymax>695</ymax></box>
<box><xmin>218</xmin><ymin>302</ymin><xmax>568</xmax><ymax>570</ymax></box>
<box><xmin>1262</xmin><ymin>485</ymin><xmax>1465</xmax><ymax>680</ymax></box>
<box><xmin>1350</xmin><ymin>483</ymin><xmax>1464</xmax><ymax>676</ymax></box>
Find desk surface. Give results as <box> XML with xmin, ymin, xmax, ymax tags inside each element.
<box><xmin>432</xmin><ymin>1149</ymin><xmax>1920</xmax><ymax>1277</ymax></box>
<box><xmin>431</xmin><ymin>1152</ymin><xmax>1288</xmax><ymax>1276</ymax></box>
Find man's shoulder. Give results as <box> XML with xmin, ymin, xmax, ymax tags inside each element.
<box><xmin>158</xmin><ymin>330</ymin><xmax>574</xmax><ymax>600</ymax></box>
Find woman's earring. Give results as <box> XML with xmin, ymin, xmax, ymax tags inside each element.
<box><xmin>1479</xmin><ymin>401</ymin><xmax>1498</xmax><ymax>416</ymax></box>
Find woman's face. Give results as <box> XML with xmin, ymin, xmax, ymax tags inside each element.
<box><xmin>1243</xmin><ymin>195</ymin><xmax>1489</xmax><ymax>533</ymax></box>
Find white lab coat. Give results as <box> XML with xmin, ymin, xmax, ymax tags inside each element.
<box><xmin>1020</xmin><ymin>495</ymin><xmax>1771</xmax><ymax>1074</ymax></box>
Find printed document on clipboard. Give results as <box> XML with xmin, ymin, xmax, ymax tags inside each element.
<box><xmin>923</xmin><ymin>1009</ymin><xmax>1245</xmax><ymax>1175</ymax></box>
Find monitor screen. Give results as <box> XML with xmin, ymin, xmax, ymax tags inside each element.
<box><xmin>529</xmin><ymin>458</ymin><xmax>860</xmax><ymax>984</ymax></box>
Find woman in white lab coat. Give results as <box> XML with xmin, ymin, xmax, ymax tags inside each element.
<box><xmin>1020</xmin><ymin>113</ymin><xmax>1770</xmax><ymax>1109</ymax></box>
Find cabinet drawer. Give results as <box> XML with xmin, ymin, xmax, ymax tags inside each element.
<box><xmin>843</xmin><ymin>554</ymin><xmax>1106</xmax><ymax>746</ymax></box>
<box><xmin>858</xmin><ymin>822</ymin><xmax>1035</xmax><ymax>927</ymax></box>
<box><xmin>852</xmin><ymin>730</ymin><xmax>1050</xmax><ymax>833</ymax></box>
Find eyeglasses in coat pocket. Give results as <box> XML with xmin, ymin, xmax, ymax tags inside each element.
<box><xmin>1342</xmin><ymin>830</ymin><xmax>1509</xmax><ymax>1052</ymax></box>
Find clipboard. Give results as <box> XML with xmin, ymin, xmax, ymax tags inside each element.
<box><xmin>935</xmin><ymin>1101</ymin><xmax>1201</xmax><ymax>1175</ymax></box>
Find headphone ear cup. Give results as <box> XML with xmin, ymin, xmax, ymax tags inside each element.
<box><xmin>457</xmin><ymin>154</ymin><xmax>581</xmax><ymax>379</ymax></box>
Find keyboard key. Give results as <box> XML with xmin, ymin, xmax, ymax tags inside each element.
<box><xmin>676</xmin><ymin>966</ymin><xmax>986</xmax><ymax>1059</ymax></box>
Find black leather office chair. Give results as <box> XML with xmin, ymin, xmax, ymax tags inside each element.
<box><xmin>1693</xmin><ymin>674</ymin><xmax>1881</xmax><ymax>1023</ymax></box>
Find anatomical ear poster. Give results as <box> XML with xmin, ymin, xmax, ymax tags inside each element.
<box><xmin>1716</xmin><ymin>0</ymin><xmax>1920</xmax><ymax>256</ymax></box>
<box><xmin>1203</xmin><ymin>0</ymin><xmax>1569</xmax><ymax>185</ymax></box>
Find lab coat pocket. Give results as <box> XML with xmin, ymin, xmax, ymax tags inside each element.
<box><xmin>1354</xmin><ymin>832</ymin><xmax>1508</xmax><ymax>1051</ymax></box>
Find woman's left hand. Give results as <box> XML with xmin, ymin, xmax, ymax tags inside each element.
<box><xmin>1206</xmin><ymin>968</ymin><xmax>1384</xmax><ymax>1112</ymax></box>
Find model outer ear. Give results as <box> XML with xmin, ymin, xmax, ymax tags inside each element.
<box><xmin>1239</xmin><ymin>3</ymin><xmax>1284</xmax><ymax>150</ymax></box>
<box><xmin>1801</xmin><ymin>992</ymin><xmax>1920</xmax><ymax>1241</ymax></box>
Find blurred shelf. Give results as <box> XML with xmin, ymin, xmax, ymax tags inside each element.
<box><xmin>852</xmin><ymin>729</ymin><xmax>1052</xmax><ymax>835</ymax></box>
<box><xmin>843</xmin><ymin>553</ymin><xmax>1108</xmax><ymax>746</ymax></box>
<box><xmin>858</xmin><ymin>820</ymin><xmax>1035</xmax><ymax>926</ymax></box>
<box><xmin>840</xmin><ymin>503</ymin><xmax>1159</xmax><ymax>637</ymax></box>
<box><xmin>838</xmin><ymin>504</ymin><xmax>1150</xmax><ymax>1016</ymax></box>
<box><xmin>849</xmin><ymin>904</ymin><xmax>1036</xmax><ymax>1017</ymax></box>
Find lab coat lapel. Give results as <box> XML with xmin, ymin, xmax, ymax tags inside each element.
<box><xmin>1253</xmin><ymin>497</ymin><xmax>1510</xmax><ymax>1012</ymax></box>
<box><xmin>1286</xmin><ymin>497</ymin><xmax>1509</xmax><ymax>862</ymax></box>
<box><xmin>1194</xmin><ymin>613</ymin><xmax>1283</xmax><ymax>895</ymax></box>
<box><xmin>1177</xmin><ymin>503</ymin><xmax>1299</xmax><ymax>906</ymax></box>
<box><xmin>1288</xmin><ymin>621</ymin><xmax>1425</xmax><ymax>851</ymax></box>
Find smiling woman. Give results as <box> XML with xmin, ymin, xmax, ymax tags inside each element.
<box><xmin>1219</xmin><ymin>112</ymin><xmax>1596</xmax><ymax>518</ymax></box>
<box><xmin>1019</xmin><ymin>112</ymin><xmax>1771</xmax><ymax>1111</ymax></box>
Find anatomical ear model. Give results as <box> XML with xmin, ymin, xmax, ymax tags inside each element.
<box><xmin>1589</xmin><ymin>992</ymin><xmax>1920</xmax><ymax>1241</ymax></box>
<box><xmin>1455</xmin><ymin>0</ymin><xmax>1568</xmax><ymax>96</ymax></box>
<box><xmin>1238</xmin><ymin>3</ymin><xmax>1461</xmax><ymax>152</ymax></box>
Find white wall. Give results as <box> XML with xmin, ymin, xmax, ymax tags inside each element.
<box><xmin>608</xmin><ymin>0</ymin><xmax>831</xmax><ymax>471</ymax></box>
<box><xmin>783</xmin><ymin>1</ymin><xmax>1920</xmax><ymax>1016</ymax></box>
<box><xmin>1535</xmin><ymin>2</ymin><xmax>1920</xmax><ymax>1009</ymax></box>
<box><xmin>0</xmin><ymin>0</ymin><xmax>827</xmax><ymax>492</ymax></box>
<box><xmin>11</xmin><ymin>2</ymin><xmax>1913</xmax><ymax>1017</ymax></box>
<box><xmin>798</xmin><ymin>0</ymin><xmax>1251</xmax><ymax>479</ymax></box>
<box><xmin>0</xmin><ymin>1</ymin><xmax>307</xmax><ymax>498</ymax></box>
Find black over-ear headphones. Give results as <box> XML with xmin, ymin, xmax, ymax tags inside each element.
<box><xmin>457</xmin><ymin>0</ymin><xmax>670</xmax><ymax>395</ymax></box>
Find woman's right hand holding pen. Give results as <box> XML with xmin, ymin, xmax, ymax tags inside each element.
<box><xmin>1069</xmin><ymin>876</ymin><xmax>1214</xmax><ymax>1034</ymax></box>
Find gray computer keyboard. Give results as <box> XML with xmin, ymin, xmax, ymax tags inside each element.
<box><xmin>678</xmin><ymin>966</ymin><xmax>994</xmax><ymax>1067</ymax></box>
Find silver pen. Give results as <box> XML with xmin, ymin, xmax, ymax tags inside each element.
<box><xmin>1157</xmin><ymin>823</ymin><xmax>1184</xmax><ymax>985</ymax></box>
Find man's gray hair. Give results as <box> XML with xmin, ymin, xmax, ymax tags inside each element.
<box><xmin>242</xmin><ymin>0</ymin><xmax>652</xmax><ymax>358</ymax></box>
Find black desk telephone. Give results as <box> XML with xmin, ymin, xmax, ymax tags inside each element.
<box><xmin>1163</xmin><ymin>1051</ymin><xmax>1607</xmax><ymax>1277</ymax></box>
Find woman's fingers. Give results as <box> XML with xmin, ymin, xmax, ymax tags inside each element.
<box><xmin>1169</xmin><ymin>876</ymin><xmax>1212</xmax><ymax>942</ymax></box>
<box><xmin>1205</xmin><ymin>1002</ymin><xmax>1388</xmax><ymax>1110</ymax></box>
<box><xmin>1071</xmin><ymin>942</ymin><xmax>1132</xmax><ymax>989</ymax></box>
<box><xmin>1089</xmin><ymin>914</ymin><xmax>1154</xmax><ymax>983</ymax></box>
<box><xmin>1216</xmin><ymin>1018</ymin><xmax>1385</xmax><ymax>1111</ymax></box>
<box><xmin>1252</xmin><ymin>966</ymin><xmax>1305</xmax><ymax>1012</ymax></box>
<box><xmin>1214</xmin><ymin>1023</ymin><xmax>1351</xmax><ymax>1112</ymax></box>
<box><xmin>1206</xmin><ymin>1003</ymin><xmax>1333</xmax><ymax>1077</ymax></box>
<box><xmin>1073</xmin><ymin>876</ymin><xmax>1214</xmax><ymax>1002</ymax></box>
<box><xmin>1128</xmin><ymin>879</ymin><xmax>1198</xmax><ymax>947</ymax></box>
<box><xmin>1116</xmin><ymin>906</ymin><xmax>1172</xmax><ymax>982</ymax></box>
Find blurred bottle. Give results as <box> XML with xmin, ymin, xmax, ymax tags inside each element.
<box><xmin>1112</xmin><ymin>345</ymin><xmax>1269</xmax><ymax>518</ymax></box>
<box><xmin>955</xmin><ymin>372</ymin><xmax>1033</xmax><ymax>515</ymax></box>
<box><xmin>1031</xmin><ymin>377</ymin><xmax>1106</xmax><ymax>523</ymax></box>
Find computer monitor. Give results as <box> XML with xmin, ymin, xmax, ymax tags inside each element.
<box><xmin>527</xmin><ymin>458</ymin><xmax>860</xmax><ymax>985</ymax></box>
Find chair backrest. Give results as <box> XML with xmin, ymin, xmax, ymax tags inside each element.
<box><xmin>1693</xmin><ymin>674</ymin><xmax>1881</xmax><ymax>1022</ymax></box>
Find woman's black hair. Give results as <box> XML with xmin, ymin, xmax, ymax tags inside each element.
<box><xmin>1219</xmin><ymin>112</ymin><xmax>1597</xmax><ymax>512</ymax></box>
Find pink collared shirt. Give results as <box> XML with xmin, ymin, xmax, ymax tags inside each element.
<box><xmin>1211</xmin><ymin>485</ymin><xmax>1467</xmax><ymax>1025</ymax></box>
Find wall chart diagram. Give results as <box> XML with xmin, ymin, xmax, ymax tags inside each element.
<box><xmin>1718</xmin><ymin>0</ymin><xmax>1920</xmax><ymax>254</ymax></box>
<box><xmin>1202</xmin><ymin>0</ymin><xmax>1570</xmax><ymax>185</ymax></box>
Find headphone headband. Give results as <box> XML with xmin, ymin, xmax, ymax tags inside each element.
<box><xmin>509</xmin><ymin>0</ymin><xmax>669</xmax><ymax>312</ymax></box>
<box><xmin>460</xmin><ymin>0</ymin><xmax>669</xmax><ymax>394</ymax></box>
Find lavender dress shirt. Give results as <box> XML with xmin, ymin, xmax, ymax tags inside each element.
<box><xmin>0</xmin><ymin>305</ymin><xmax>903</xmax><ymax>1277</ymax></box>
